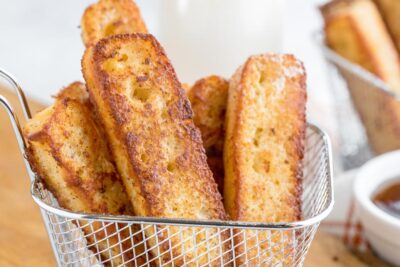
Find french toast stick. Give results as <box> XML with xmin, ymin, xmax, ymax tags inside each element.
<box><xmin>82</xmin><ymin>34</ymin><xmax>231</xmax><ymax>266</ymax></box>
<box><xmin>23</xmin><ymin>82</ymin><xmax>146</xmax><ymax>267</ymax></box>
<box><xmin>224</xmin><ymin>54</ymin><xmax>306</xmax><ymax>266</ymax></box>
<box><xmin>321</xmin><ymin>0</ymin><xmax>400</xmax><ymax>92</ymax></box>
<box><xmin>81</xmin><ymin>0</ymin><xmax>147</xmax><ymax>47</ymax></box>
<box><xmin>373</xmin><ymin>0</ymin><xmax>400</xmax><ymax>53</ymax></box>
<box><xmin>188</xmin><ymin>76</ymin><xmax>229</xmax><ymax>194</ymax></box>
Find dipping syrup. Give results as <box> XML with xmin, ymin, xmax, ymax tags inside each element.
<box><xmin>373</xmin><ymin>179</ymin><xmax>400</xmax><ymax>219</ymax></box>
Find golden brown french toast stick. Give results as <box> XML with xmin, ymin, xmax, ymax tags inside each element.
<box><xmin>188</xmin><ymin>75</ymin><xmax>229</xmax><ymax>194</ymax></box>
<box><xmin>321</xmin><ymin>0</ymin><xmax>400</xmax><ymax>92</ymax></box>
<box><xmin>224</xmin><ymin>54</ymin><xmax>306</xmax><ymax>266</ymax></box>
<box><xmin>82</xmin><ymin>33</ymin><xmax>231</xmax><ymax>266</ymax></box>
<box><xmin>373</xmin><ymin>0</ymin><xmax>400</xmax><ymax>53</ymax></box>
<box><xmin>81</xmin><ymin>0</ymin><xmax>147</xmax><ymax>47</ymax></box>
<box><xmin>23</xmin><ymin>82</ymin><xmax>146</xmax><ymax>266</ymax></box>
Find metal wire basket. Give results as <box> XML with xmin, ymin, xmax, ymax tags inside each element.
<box><xmin>0</xmin><ymin>69</ymin><xmax>334</xmax><ymax>267</ymax></box>
<box><xmin>315</xmin><ymin>31</ymin><xmax>400</xmax><ymax>170</ymax></box>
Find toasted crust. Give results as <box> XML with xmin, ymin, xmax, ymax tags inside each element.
<box><xmin>224</xmin><ymin>54</ymin><xmax>306</xmax><ymax>265</ymax></box>
<box><xmin>321</xmin><ymin>0</ymin><xmax>400</xmax><ymax>92</ymax></box>
<box><xmin>23</xmin><ymin>82</ymin><xmax>146</xmax><ymax>266</ymax></box>
<box><xmin>81</xmin><ymin>0</ymin><xmax>147</xmax><ymax>47</ymax></box>
<box><xmin>188</xmin><ymin>75</ymin><xmax>229</xmax><ymax>194</ymax></box>
<box><xmin>82</xmin><ymin>34</ymin><xmax>230</xmax><ymax>266</ymax></box>
<box><xmin>373</xmin><ymin>0</ymin><xmax>400</xmax><ymax>53</ymax></box>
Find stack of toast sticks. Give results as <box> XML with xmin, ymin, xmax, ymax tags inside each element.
<box><xmin>23</xmin><ymin>0</ymin><xmax>307</xmax><ymax>266</ymax></box>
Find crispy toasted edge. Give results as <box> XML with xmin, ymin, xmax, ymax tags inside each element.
<box><xmin>320</xmin><ymin>0</ymin><xmax>400</xmax><ymax>91</ymax></box>
<box><xmin>82</xmin><ymin>33</ymin><xmax>227</xmax><ymax>220</ymax></box>
<box><xmin>224</xmin><ymin>54</ymin><xmax>306</xmax><ymax>221</ymax></box>
<box><xmin>81</xmin><ymin>0</ymin><xmax>148</xmax><ymax>47</ymax></box>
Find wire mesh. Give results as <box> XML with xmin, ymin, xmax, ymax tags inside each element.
<box><xmin>28</xmin><ymin>125</ymin><xmax>332</xmax><ymax>267</ymax></box>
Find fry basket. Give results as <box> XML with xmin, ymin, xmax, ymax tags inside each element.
<box><xmin>0</xmin><ymin>69</ymin><xmax>334</xmax><ymax>267</ymax></box>
<box><xmin>315</xmin><ymin>31</ymin><xmax>400</xmax><ymax>170</ymax></box>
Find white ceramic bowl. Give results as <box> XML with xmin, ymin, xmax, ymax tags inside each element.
<box><xmin>354</xmin><ymin>150</ymin><xmax>400</xmax><ymax>266</ymax></box>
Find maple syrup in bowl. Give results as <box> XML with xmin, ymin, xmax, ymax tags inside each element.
<box><xmin>354</xmin><ymin>150</ymin><xmax>400</xmax><ymax>266</ymax></box>
<box><xmin>373</xmin><ymin>179</ymin><xmax>400</xmax><ymax>219</ymax></box>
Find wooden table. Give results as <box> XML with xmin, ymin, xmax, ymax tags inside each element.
<box><xmin>0</xmin><ymin>87</ymin><xmax>55</xmax><ymax>266</ymax></box>
<box><xmin>0</xmin><ymin>87</ymin><xmax>389</xmax><ymax>266</ymax></box>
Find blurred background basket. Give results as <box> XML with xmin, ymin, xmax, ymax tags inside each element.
<box><xmin>0</xmin><ymin>70</ymin><xmax>334</xmax><ymax>266</ymax></box>
<box><xmin>316</xmin><ymin>31</ymin><xmax>400</xmax><ymax>171</ymax></box>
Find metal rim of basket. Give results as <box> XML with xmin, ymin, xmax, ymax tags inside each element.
<box><xmin>313</xmin><ymin>31</ymin><xmax>400</xmax><ymax>100</ymax></box>
<box><xmin>0</xmin><ymin>68</ymin><xmax>334</xmax><ymax>231</ymax></box>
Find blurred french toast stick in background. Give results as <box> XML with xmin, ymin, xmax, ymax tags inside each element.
<box><xmin>81</xmin><ymin>0</ymin><xmax>147</xmax><ymax>47</ymax></box>
<box><xmin>224</xmin><ymin>54</ymin><xmax>306</xmax><ymax>265</ymax></box>
<box><xmin>82</xmin><ymin>34</ymin><xmax>231</xmax><ymax>266</ymax></box>
<box><xmin>188</xmin><ymin>76</ymin><xmax>229</xmax><ymax>194</ymax></box>
<box><xmin>373</xmin><ymin>0</ymin><xmax>400</xmax><ymax>53</ymax></box>
<box><xmin>23</xmin><ymin>82</ymin><xmax>147</xmax><ymax>266</ymax></box>
<box><xmin>321</xmin><ymin>0</ymin><xmax>400</xmax><ymax>92</ymax></box>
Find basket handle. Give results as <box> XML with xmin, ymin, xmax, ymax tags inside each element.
<box><xmin>0</xmin><ymin>69</ymin><xmax>32</xmax><ymax>120</ymax></box>
<box><xmin>0</xmin><ymin>69</ymin><xmax>35</xmax><ymax>182</ymax></box>
<box><xmin>0</xmin><ymin>95</ymin><xmax>27</xmax><ymax>154</ymax></box>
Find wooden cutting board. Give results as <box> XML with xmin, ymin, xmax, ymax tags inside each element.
<box><xmin>0</xmin><ymin>86</ymin><xmax>390</xmax><ymax>266</ymax></box>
